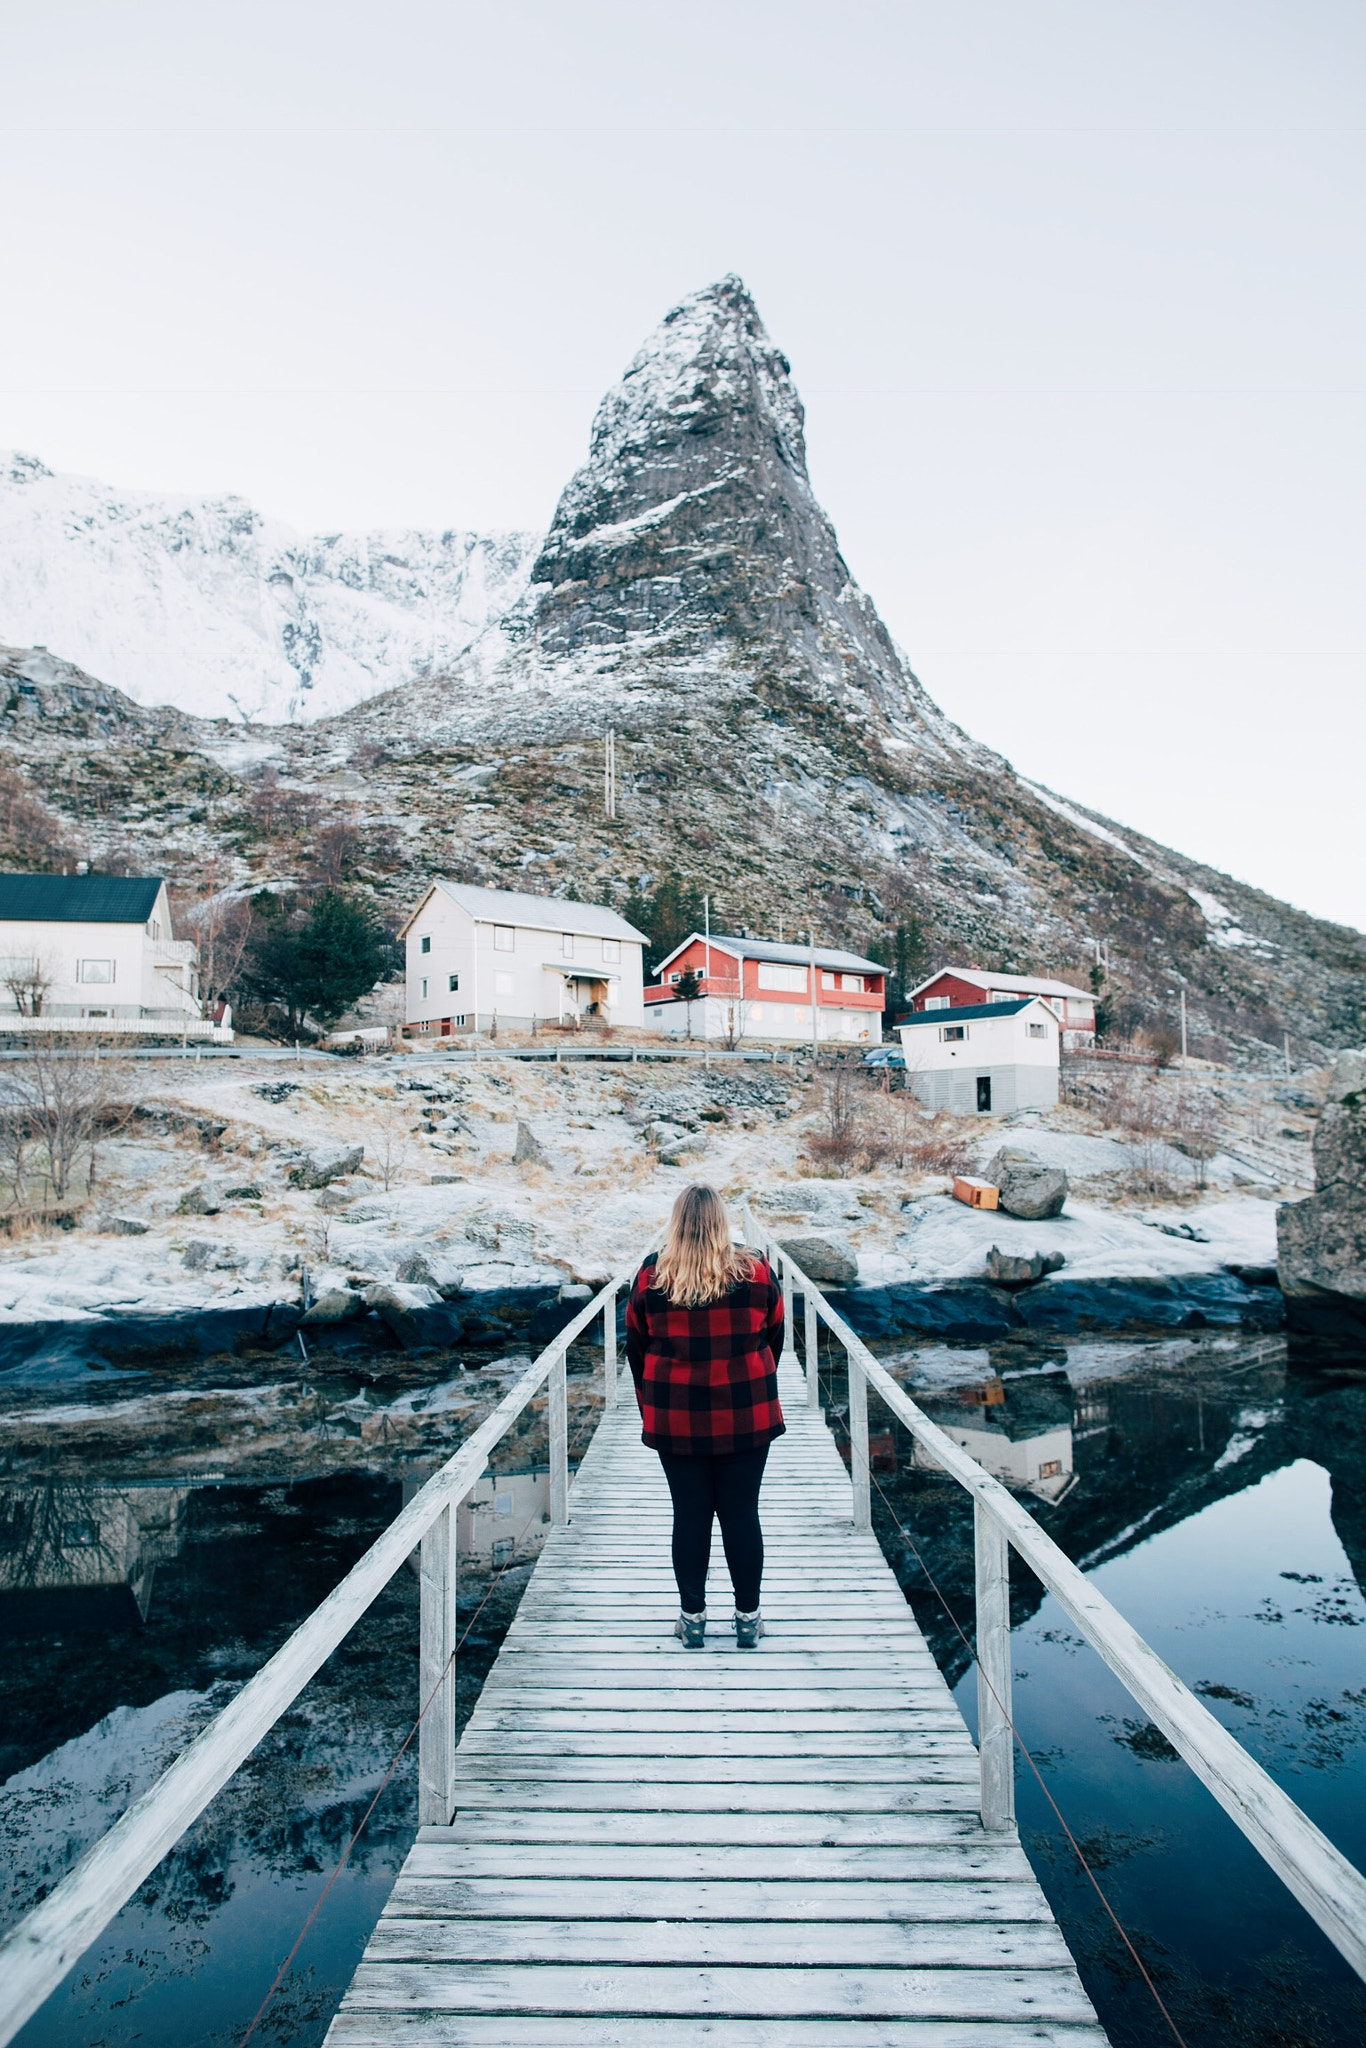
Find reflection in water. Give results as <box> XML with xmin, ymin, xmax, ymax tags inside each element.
<box><xmin>0</xmin><ymin>1483</ymin><xmax>191</xmax><ymax>1631</ymax></box>
<box><xmin>914</xmin><ymin>1371</ymin><xmax>1076</xmax><ymax>1501</ymax></box>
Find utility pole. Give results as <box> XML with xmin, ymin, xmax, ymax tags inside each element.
<box><xmin>1180</xmin><ymin>988</ymin><xmax>1187</xmax><ymax>1065</ymax></box>
<box><xmin>809</xmin><ymin>926</ymin><xmax>819</xmax><ymax>1065</ymax></box>
<box><xmin>1284</xmin><ymin>1032</ymin><xmax>1292</xmax><ymax>1082</ymax></box>
<box><xmin>703</xmin><ymin>895</ymin><xmax>711</xmax><ymax>1068</ymax></box>
<box><xmin>603</xmin><ymin>730</ymin><xmax>616</xmax><ymax>819</ymax></box>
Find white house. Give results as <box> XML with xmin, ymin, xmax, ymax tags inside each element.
<box><xmin>897</xmin><ymin>997</ymin><xmax>1060</xmax><ymax>1114</ymax></box>
<box><xmin>644</xmin><ymin>935</ymin><xmax>885</xmax><ymax>1044</ymax></box>
<box><xmin>0</xmin><ymin>872</ymin><xmax>225</xmax><ymax>1039</ymax></box>
<box><xmin>907</xmin><ymin>967</ymin><xmax>1095</xmax><ymax>1048</ymax></box>
<box><xmin>399</xmin><ymin>882</ymin><xmax>648</xmax><ymax>1037</ymax></box>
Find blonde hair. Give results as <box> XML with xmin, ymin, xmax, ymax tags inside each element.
<box><xmin>653</xmin><ymin>1184</ymin><xmax>756</xmax><ymax>1306</ymax></box>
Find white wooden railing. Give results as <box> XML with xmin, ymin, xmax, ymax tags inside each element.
<box><xmin>752</xmin><ymin>1219</ymin><xmax>1366</xmax><ymax>1986</ymax></box>
<box><xmin>0</xmin><ymin>1263</ymin><xmax>635</xmax><ymax>2047</ymax></box>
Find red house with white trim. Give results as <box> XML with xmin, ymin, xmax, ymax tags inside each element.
<box><xmin>645</xmin><ymin>934</ymin><xmax>885</xmax><ymax>1044</ymax></box>
<box><xmin>907</xmin><ymin>967</ymin><xmax>1096</xmax><ymax>1048</ymax></box>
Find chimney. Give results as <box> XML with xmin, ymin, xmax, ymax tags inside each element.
<box><xmin>75</xmin><ymin>860</ymin><xmax>89</xmax><ymax>875</ymax></box>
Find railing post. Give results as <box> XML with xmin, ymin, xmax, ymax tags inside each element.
<box><xmin>805</xmin><ymin>1289</ymin><xmax>820</xmax><ymax>1409</ymax></box>
<box><xmin>781</xmin><ymin>1253</ymin><xmax>794</xmax><ymax>1364</ymax></box>
<box><xmin>417</xmin><ymin>1500</ymin><xmax>457</xmax><ymax>1826</ymax></box>
<box><xmin>603</xmin><ymin>1285</ymin><xmax>618</xmax><ymax>1409</ymax></box>
<box><xmin>549</xmin><ymin>1346</ymin><xmax>568</xmax><ymax>1525</ymax></box>
<box><xmin>975</xmin><ymin>1498</ymin><xmax>1015</xmax><ymax>1832</ymax></box>
<box><xmin>847</xmin><ymin>1343</ymin><xmax>870</xmax><ymax>1532</ymax></box>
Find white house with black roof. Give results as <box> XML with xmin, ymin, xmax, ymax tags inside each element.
<box><xmin>897</xmin><ymin>996</ymin><xmax>1059</xmax><ymax>1113</ymax></box>
<box><xmin>0</xmin><ymin>872</ymin><xmax>224</xmax><ymax>1038</ymax></box>
<box><xmin>399</xmin><ymin>882</ymin><xmax>648</xmax><ymax>1037</ymax></box>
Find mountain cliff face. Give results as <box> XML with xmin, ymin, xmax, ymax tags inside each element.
<box><xmin>1</xmin><ymin>280</ymin><xmax>1362</xmax><ymax>1059</ymax></box>
<box><xmin>0</xmin><ymin>452</ymin><xmax>535</xmax><ymax>724</ymax></box>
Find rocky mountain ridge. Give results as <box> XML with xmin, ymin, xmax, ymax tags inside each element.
<box><xmin>1</xmin><ymin>278</ymin><xmax>1362</xmax><ymax>1060</ymax></box>
<box><xmin>0</xmin><ymin>451</ymin><xmax>535</xmax><ymax>724</ymax></box>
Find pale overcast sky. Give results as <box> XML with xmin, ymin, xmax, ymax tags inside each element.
<box><xmin>2</xmin><ymin>2</ymin><xmax>1362</xmax><ymax>927</ymax></box>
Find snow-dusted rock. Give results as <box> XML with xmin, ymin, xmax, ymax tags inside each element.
<box><xmin>513</xmin><ymin>1121</ymin><xmax>548</xmax><ymax>1167</ymax></box>
<box><xmin>1277</xmin><ymin>1050</ymin><xmax>1366</xmax><ymax>1313</ymax></box>
<box><xmin>985</xmin><ymin>1148</ymin><xmax>1068</xmax><ymax>1221</ymax></box>
<box><xmin>301</xmin><ymin>1287</ymin><xmax>365</xmax><ymax>1324</ymax></box>
<box><xmin>290</xmin><ymin>1145</ymin><xmax>364</xmax><ymax>1189</ymax></box>
<box><xmin>775</xmin><ymin>1234</ymin><xmax>858</xmax><ymax>1287</ymax></box>
<box><xmin>985</xmin><ymin>1246</ymin><xmax>1066</xmax><ymax>1288</ymax></box>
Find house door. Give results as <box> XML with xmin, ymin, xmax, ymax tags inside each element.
<box><xmin>977</xmin><ymin>1076</ymin><xmax>992</xmax><ymax>1113</ymax></box>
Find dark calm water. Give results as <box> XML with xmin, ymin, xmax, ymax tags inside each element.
<box><xmin>3</xmin><ymin>1329</ymin><xmax>1365</xmax><ymax>2047</ymax></box>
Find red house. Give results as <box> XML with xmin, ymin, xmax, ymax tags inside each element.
<box><xmin>907</xmin><ymin>967</ymin><xmax>1096</xmax><ymax>1048</ymax></box>
<box><xmin>645</xmin><ymin>934</ymin><xmax>885</xmax><ymax>1044</ymax></box>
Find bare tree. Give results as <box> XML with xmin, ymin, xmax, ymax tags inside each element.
<box><xmin>1171</xmin><ymin>1086</ymin><xmax>1223</xmax><ymax>1190</ymax></box>
<box><xmin>2</xmin><ymin>952</ymin><xmax>53</xmax><ymax>1017</ymax></box>
<box><xmin>174</xmin><ymin>866</ymin><xmax>252</xmax><ymax>1004</ymax></box>
<box><xmin>371</xmin><ymin>1099</ymin><xmax>410</xmax><ymax>1192</ymax></box>
<box><xmin>309</xmin><ymin>815</ymin><xmax>363</xmax><ymax>889</ymax></box>
<box><xmin>2</xmin><ymin>1039</ymin><xmax>132</xmax><ymax>1205</ymax></box>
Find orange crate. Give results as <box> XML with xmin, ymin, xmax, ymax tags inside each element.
<box><xmin>952</xmin><ymin>1176</ymin><xmax>999</xmax><ymax>1210</ymax></box>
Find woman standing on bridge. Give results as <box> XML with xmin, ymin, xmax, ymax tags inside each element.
<box><xmin>625</xmin><ymin>1184</ymin><xmax>785</xmax><ymax>1650</ymax></box>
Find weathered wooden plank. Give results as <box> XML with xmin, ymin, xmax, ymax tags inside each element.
<box><xmin>336</xmin><ymin>1961</ymin><xmax>1099</xmax><ymax>2021</ymax></box>
<box><xmin>412</xmin><ymin>1816</ymin><xmax>1007</xmax><ymax>1855</ymax></box>
<box><xmin>362</xmin><ymin>1915</ymin><xmax>1073</xmax><ymax>1969</ymax></box>
<box><xmin>382</xmin><ymin>1876</ymin><xmax>1052</xmax><ymax>1922</ymax></box>
<box><xmin>455</xmin><ymin>1730</ymin><xmax>974</xmax><ymax>1757</ymax></box>
<box><xmin>463</xmin><ymin>1711</ymin><xmax>965</xmax><ymax>1736</ymax></box>
<box><xmin>326</xmin><ymin>2014</ymin><xmax>1109</xmax><ymax>2046</ymax></box>
<box><xmin>449</xmin><ymin>1782</ymin><xmax>982</xmax><ymax>1813</ymax></box>
<box><xmin>451</xmin><ymin>1756</ymin><xmax>981</xmax><ymax>1784</ymax></box>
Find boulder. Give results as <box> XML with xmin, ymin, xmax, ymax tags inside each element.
<box><xmin>363</xmin><ymin>1279</ymin><xmax>444</xmax><ymax>1343</ymax></box>
<box><xmin>176</xmin><ymin>1184</ymin><xmax>222</xmax><ymax>1215</ymax></box>
<box><xmin>513</xmin><ymin>1120</ymin><xmax>549</xmax><ymax>1167</ymax></box>
<box><xmin>774</xmin><ymin>1233</ymin><xmax>859</xmax><ymax>1288</ymax></box>
<box><xmin>984</xmin><ymin>1148</ymin><xmax>1068</xmax><ymax>1220</ymax></box>
<box><xmin>107</xmin><ymin>1216</ymin><xmax>149</xmax><ymax>1236</ymax></box>
<box><xmin>289</xmin><ymin>1144</ymin><xmax>364</xmax><ymax>1189</ymax></box>
<box><xmin>1277</xmin><ymin>1051</ymin><xmax>1366</xmax><ymax>1321</ymax></box>
<box><xmin>317</xmin><ymin>1185</ymin><xmax>357</xmax><ymax>1213</ymax></box>
<box><xmin>181</xmin><ymin>1240</ymin><xmax>234</xmax><ymax>1271</ymax></box>
<box><xmin>985</xmin><ymin>1245</ymin><xmax>1066</xmax><ymax>1289</ymax></box>
<box><xmin>302</xmin><ymin>1287</ymin><xmax>365</xmax><ymax>1324</ymax></box>
<box><xmin>395</xmin><ymin>1249</ymin><xmax>438</xmax><ymax>1287</ymax></box>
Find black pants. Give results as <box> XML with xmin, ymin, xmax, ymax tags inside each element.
<box><xmin>656</xmin><ymin>1444</ymin><xmax>770</xmax><ymax>1613</ymax></box>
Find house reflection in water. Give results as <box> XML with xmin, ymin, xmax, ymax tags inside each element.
<box><xmin>402</xmin><ymin>1467</ymin><xmax>553</xmax><ymax>1570</ymax></box>
<box><xmin>915</xmin><ymin>1371</ymin><xmax>1076</xmax><ymax>1502</ymax></box>
<box><xmin>0</xmin><ymin>1482</ymin><xmax>191</xmax><ymax>1632</ymax></box>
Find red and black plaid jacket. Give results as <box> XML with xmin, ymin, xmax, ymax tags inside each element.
<box><xmin>625</xmin><ymin>1252</ymin><xmax>785</xmax><ymax>1457</ymax></box>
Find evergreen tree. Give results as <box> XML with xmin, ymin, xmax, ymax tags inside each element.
<box><xmin>242</xmin><ymin>889</ymin><xmax>390</xmax><ymax>1037</ymax></box>
<box><xmin>621</xmin><ymin>873</ymin><xmax>710</xmax><ymax>975</ymax></box>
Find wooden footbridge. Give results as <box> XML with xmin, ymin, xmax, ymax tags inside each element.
<box><xmin>3</xmin><ymin>1225</ymin><xmax>1365</xmax><ymax>2046</ymax></box>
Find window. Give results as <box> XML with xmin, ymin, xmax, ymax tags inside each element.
<box><xmin>668</xmin><ymin>970</ymin><xmax>682</xmax><ymax>985</ymax></box>
<box><xmin>420</xmin><ymin>934</ymin><xmax>431</xmax><ymax>954</ymax></box>
<box><xmin>976</xmin><ymin>1076</ymin><xmax>993</xmax><ymax>1113</ymax></box>
<box><xmin>1027</xmin><ymin>1021</ymin><xmax>1048</xmax><ymax>1039</ymax></box>
<box><xmin>420</xmin><ymin>978</ymin><xmax>428</xmax><ymax>999</ymax></box>
<box><xmin>757</xmin><ymin>962</ymin><xmax>807</xmax><ymax>992</ymax></box>
<box><xmin>494</xmin><ymin>971</ymin><xmax>514</xmax><ymax>996</ymax></box>
<box><xmin>603</xmin><ymin>938</ymin><xmax>620</xmax><ymax>964</ymax></box>
<box><xmin>493</xmin><ymin>926</ymin><xmax>514</xmax><ymax>952</ymax></box>
<box><xmin>821</xmin><ymin>971</ymin><xmax>836</xmax><ymax>990</ymax></box>
<box><xmin>77</xmin><ymin>959</ymin><xmax>114</xmax><ymax>984</ymax></box>
<box><xmin>841</xmin><ymin>974</ymin><xmax>865</xmax><ymax>993</ymax></box>
<box><xmin>448</xmin><ymin>972</ymin><xmax>460</xmax><ymax>992</ymax></box>
<box><xmin>939</xmin><ymin>1024</ymin><xmax>966</xmax><ymax>1042</ymax></box>
<box><xmin>146</xmin><ymin>918</ymin><xmax>160</xmax><ymax>940</ymax></box>
<box><xmin>1038</xmin><ymin>1459</ymin><xmax>1062</xmax><ymax>1480</ymax></box>
<box><xmin>452</xmin><ymin>1014</ymin><xmax>466</xmax><ymax>1027</ymax></box>
<box><xmin>63</xmin><ymin>1519</ymin><xmax>99</xmax><ymax>1547</ymax></box>
<box><xmin>561</xmin><ymin>933</ymin><xmax>574</xmax><ymax>958</ymax></box>
<box><xmin>924</xmin><ymin>994</ymin><xmax>951</xmax><ymax>1010</ymax></box>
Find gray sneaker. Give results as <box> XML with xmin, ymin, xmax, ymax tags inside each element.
<box><xmin>733</xmin><ymin>1609</ymin><xmax>765</xmax><ymax>1649</ymax></box>
<box><xmin>674</xmin><ymin>1610</ymin><xmax>706</xmax><ymax>1649</ymax></box>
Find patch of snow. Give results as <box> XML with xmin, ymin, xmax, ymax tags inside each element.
<box><xmin>1020</xmin><ymin>781</ymin><xmax>1151</xmax><ymax>868</ymax></box>
<box><xmin>1188</xmin><ymin>887</ymin><xmax>1267</xmax><ymax>952</ymax></box>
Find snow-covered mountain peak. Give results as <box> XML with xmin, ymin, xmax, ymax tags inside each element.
<box><xmin>0</xmin><ymin>454</ymin><xmax>537</xmax><ymax>726</ymax></box>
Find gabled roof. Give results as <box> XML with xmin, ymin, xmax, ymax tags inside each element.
<box><xmin>911</xmin><ymin>966</ymin><xmax>1093</xmax><ymax>1002</ymax></box>
<box><xmin>652</xmin><ymin>933</ymin><xmax>884</xmax><ymax>977</ymax></box>
<box><xmin>0</xmin><ymin>873</ymin><xmax>163</xmax><ymax>924</ymax></box>
<box><xmin>898</xmin><ymin>998</ymin><xmax>1039</xmax><ymax>1028</ymax></box>
<box><xmin>400</xmin><ymin>880</ymin><xmax>647</xmax><ymax>944</ymax></box>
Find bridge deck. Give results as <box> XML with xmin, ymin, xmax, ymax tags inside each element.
<box><xmin>327</xmin><ymin>1369</ymin><xmax>1106</xmax><ymax>2044</ymax></box>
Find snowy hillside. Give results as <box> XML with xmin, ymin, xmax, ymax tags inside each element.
<box><xmin>0</xmin><ymin>452</ymin><xmax>536</xmax><ymax>724</ymax></box>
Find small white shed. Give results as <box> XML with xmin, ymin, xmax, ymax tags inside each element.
<box><xmin>896</xmin><ymin>997</ymin><xmax>1059</xmax><ymax>1114</ymax></box>
<box><xmin>399</xmin><ymin>882</ymin><xmax>647</xmax><ymax>1037</ymax></box>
